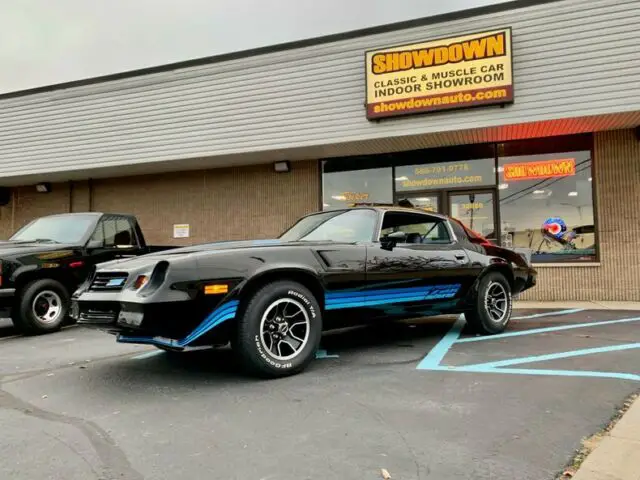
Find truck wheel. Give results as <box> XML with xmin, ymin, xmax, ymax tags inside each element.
<box><xmin>464</xmin><ymin>272</ymin><xmax>513</xmax><ymax>335</ymax></box>
<box><xmin>13</xmin><ymin>279</ymin><xmax>70</xmax><ymax>335</ymax></box>
<box><xmin>234</xmin><ymin>280</ymin><xmax>322</xmax><ymax>378</ymax></box>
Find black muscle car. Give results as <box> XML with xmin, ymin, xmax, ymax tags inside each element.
<box><xmin>73</xmin><ymin>207</ymin><xmax>537</xmax><ymax>378</ymax></box>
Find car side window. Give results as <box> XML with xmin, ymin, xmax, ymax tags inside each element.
<box><xmin>90</xmin><ymin>217</ymin><xmax>137</xmax><ymax>247</ymax></box>
<box><xmin>380</xmin><ymin>212</ymin><xmax>451</xmax><ymax>244</ymax></box>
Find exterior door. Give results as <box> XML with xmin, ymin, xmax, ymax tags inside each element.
<box><xmin>448</xmin><ymin>190</ymin><xmax>498</xmax><ymax>243</ymax></box>
<box><xmin>363</xmin><ymin>210</ymin><xmax>478</xmax><ymax>319</ymax></box>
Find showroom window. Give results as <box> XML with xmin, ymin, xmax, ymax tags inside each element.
<box><xmin>497</xmin><ymin>140</ymin><xmax>596</xmax><ymax>263</ymax></box>
<box><xmin>321</xmin><ymin>156</ymin><xmax>393</xmax><ymax>209</ymax></box>
<box><xmin>319</xmin><ymin>134</ymin><xmax>597</xmax><ymax>264</ymax></box>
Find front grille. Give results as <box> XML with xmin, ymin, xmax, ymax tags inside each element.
<box><xmin>90</xmin><ymin>272</ymin><xmax>129</xmax><ymax>291</ymax></box>
<box><xmin>79</xmin><ymin>309</ymin><xmax>118</xmax><ymax>324</ymax></box>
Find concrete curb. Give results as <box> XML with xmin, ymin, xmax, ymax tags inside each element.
<box><xmin>570</xmin><ymin>395</ymin><xmax>640</xmax><ymax>480</ymax></box>
<box><xmin>514</xmin><ymin>301</ymin><xmax>640</xmax><ymax>311</ymax></box>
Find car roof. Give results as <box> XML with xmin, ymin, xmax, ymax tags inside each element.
<box><xmin>37</xmin><ymin>212</ymin><xmax>135</xmax><ymax>219</ymax></box>
<box><xmin>326</xmin><ymin>205</ymin><xmax>450</xmax><ymax>220</ymax></box>
<box><xmin>297</xmin><ymin>206</ymin><xmax>451</xmax><ymax>223</ymax></box>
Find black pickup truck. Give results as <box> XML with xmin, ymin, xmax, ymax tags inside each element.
<box><xmin>0</xmin><ymin>212</ymin><xmax>176</xmax><ymax>335</ymax></box>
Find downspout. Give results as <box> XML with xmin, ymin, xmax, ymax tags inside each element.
<box><xmin>69</xmin><ymin>181</ymin><xmax>74</xmax><ymax>213</ymax></box>
<box><xmin>10</xmin><ymin>189</ymin><xmax>16</xmax><ymax>232</ymax></box>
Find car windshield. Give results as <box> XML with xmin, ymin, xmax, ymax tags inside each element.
<box><xmin>10</xmin><ymin>215</ymin><xmax>97</xmax><ymax>244</ymax></box>
<box><xmin>279</xmin><ymin>209</ymin><xmax>377</xmax><ymax>243</ymax></box>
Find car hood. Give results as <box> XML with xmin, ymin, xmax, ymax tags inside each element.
<box><xmin>96</xmin><ymin>238</ymin><xmax>348</xmax><ymax>270</ymax></box>
<box><xmin>0</xmin><ymin>241</ymin><xmax>78</xmax><ymax>258</ymax></box>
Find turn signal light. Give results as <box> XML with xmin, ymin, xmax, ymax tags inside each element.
<box><xmin>134</xmin><ymin>275</ymin><xmax>149</xmax><ymax>290</ymax></box>
<box><xmin>204</xmin><ymin>284</ymin><xmax>229</xmax><ymax>295</ymax></box>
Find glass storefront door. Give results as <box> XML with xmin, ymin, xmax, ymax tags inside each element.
<box><xmin>448</xmin><ymin>190</ymin><xmax>498</xmax><ymax>242</ymax></box>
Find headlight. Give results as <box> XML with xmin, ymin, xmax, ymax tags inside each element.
<box><xmin>136</xmin><ymin>261</ymin><xmax>169</xmax><ymax>297</ymax></box>
<box><xmin>133</xmin><ymin>275</ymin><xmax>149</xmax><ymax>290</ymax></box>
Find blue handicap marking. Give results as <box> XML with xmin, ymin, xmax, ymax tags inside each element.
<box><xmin>316</xmin><ymin>349</ymin><xmax>340</xmax><ymax>359</ymax></box>
<box><xmin>416</xmin><ymin>313</ymin><xmax>640</xmax><ymax>382</ymax></box>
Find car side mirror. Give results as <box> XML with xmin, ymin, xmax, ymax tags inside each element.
<box><xmin>380</xmin><ymin>231</ymin><xmax>407</xmax><ymax>251</ymax></box>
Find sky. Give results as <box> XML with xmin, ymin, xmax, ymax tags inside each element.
<box><xmin>0</xmin><ymin>0</ymin><xmax>510</xmax><ymax>94</ymax></box>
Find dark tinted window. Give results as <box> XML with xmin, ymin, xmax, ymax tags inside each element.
<box><xmin>380</xmin><ymin>212</ymin><xmax>451</xmax><ymax>244</ymax></box>
<box><xmin>91</xmin><ymin>217</ymin><xmax>137</xmax><ymax>247</ymax></box>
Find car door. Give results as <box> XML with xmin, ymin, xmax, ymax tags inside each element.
<box><xmin>363</xmin><ymin>210</ymin><xmax>480</xmax><ymax>318</ymax></box>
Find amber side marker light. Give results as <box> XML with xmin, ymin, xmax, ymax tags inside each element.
<box><xmin>204</xmin><ymin>284</ymin><xmax>229</xmax><ymax>295</ymax></box>
<box><xmin>134</xmin><ymin>275</ymin><xmax>149</xmax><ymax>290</ymax></box>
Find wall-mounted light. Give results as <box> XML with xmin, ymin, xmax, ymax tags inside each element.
<box><xmin>274</xmin><ymin>161</ymin><xmax>290</xmax><ymax>173</ymax></box>
<box><xmin>35</xmin><ymin>182</ymin><xmax>51</xmax><ymax>193</ymax></box>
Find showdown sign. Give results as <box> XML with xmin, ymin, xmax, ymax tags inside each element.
<box><xmin>365</xmin><ymin>28</ymin><xmax>513</xmax><ymax>119</ymax></box>
<box><xmin>503</xmin><ymin>158</ymin><xmax>576</xmax><ymax>181</ymax></box>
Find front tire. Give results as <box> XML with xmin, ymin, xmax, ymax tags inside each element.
<box><xmin>464</xmin><ymin>272</ymin><xmax>512</xmax><ymax>335</ymax></box>
<box><xmin>234</xmin><ymin>280</ymin><xmax>322</xmax><ymax>378</ymax></box>
<box><xmin>13</xmin><ymin>279</ymin><xmax>70</xmax><ymax>335</ymax></box>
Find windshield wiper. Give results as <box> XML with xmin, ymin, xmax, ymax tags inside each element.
<box><xmin>33</xmin><ymin>238</ymin><xmax>60</xmax><ymax>244</ymax></box>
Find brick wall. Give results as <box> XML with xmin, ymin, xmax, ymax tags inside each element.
<box><xmin>519</xmin><ymin>129</ymin><xmax>640</xmax><ymax>301</ymax></box>
<box><xmin>90</xmin><ymin>160</ymin><xmax>320</xmax><ymax>245</ymax></box>
<box><xmin>0</xmin><ymin>182</ymin><xmax>72</xmax><ymax>238</ymax></box>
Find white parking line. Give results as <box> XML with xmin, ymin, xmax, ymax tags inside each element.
<box><xmin>131</xmin><ymin>350</ymin><xmax>164</xmax><ymax>360</ymax></box>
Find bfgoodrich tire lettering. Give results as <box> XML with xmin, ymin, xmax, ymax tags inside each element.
<box><xmin>234</xmin><ymin>280</ymin><xmax>322</xmax><ymax>378</ymax></box>
<box><xmin>464</xmin><ymin>272</ymin><xmax>513</xmax><ymax>335</ymax></box>
<box><xmin>13</xmin><ymin>279</ymin><xmax>70</xmax><ymax>335</ymax></box>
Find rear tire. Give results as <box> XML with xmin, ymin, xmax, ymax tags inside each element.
<box><xmin>464</xmin><ymin>272</ymin><xmax>512</xmax><ymax>335</ymax></box>
<box><xmin>233</xmin><ymin>280</ymin><xmax>322</xmax><ymax>378</ymax></box>
<box><xmin>12</xmin><ymin>279</ymin><xmax>70</xmax><ymax>335</ymax></box>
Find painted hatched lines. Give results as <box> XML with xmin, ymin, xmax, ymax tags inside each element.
<box><xmin>417</xmin><ymin>313</ymin><xmax>640</xmax><ymax>382</ymax></box>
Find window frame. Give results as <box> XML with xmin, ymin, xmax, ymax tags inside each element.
<box><xmin>377</xmin><ymin>210</ymin><xmax>457</xmax><ymax>247</ymax></box>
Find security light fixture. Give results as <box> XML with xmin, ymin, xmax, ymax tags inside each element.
<box><xmin>35</xmin><ymin>183</ymin><xmax>51</xmax><ymax>193</ymax></box>
<box><xmin>273</xmin><ymin>161</ymin><xmax>290</xmax><ymax>173</ymax></box>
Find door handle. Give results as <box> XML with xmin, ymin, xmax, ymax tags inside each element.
<box><xmin>454</xmin><ymin>254</ymin><xmax>466</xmax><ymax>261</ymax></box>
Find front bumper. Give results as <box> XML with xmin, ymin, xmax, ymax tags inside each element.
<box><xmin>72</xmin><ymin>296</ymin><xmax>238</xmax><ymax>348</ymax></box>
<box><xmin>0</xmin><ymin>288</ymin><xmax>16</xmax><ymax>316</ymax></box>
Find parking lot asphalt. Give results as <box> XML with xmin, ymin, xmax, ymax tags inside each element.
<box><xmin>1</xmin><ymin>310</ymin><xmax>639</xmax><ymax>480</ymax></box>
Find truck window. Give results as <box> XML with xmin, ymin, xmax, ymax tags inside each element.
<box><xmin>91</xmin><ymin>217</ymin><xmax>138</xmax><ymax>247</ymax></box>
<box><xmin>10</xmin><ymin>214</ymin><xmax>96</xmax><ymax>244</ymax></box>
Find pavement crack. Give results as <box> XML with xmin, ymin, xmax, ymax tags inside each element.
<box><xmin>44</xmin><ymin>431</ymin><xmax>103</xmax><ymax>480</ymax></box>
<box><xmin>0</xmin><ymin>387</ymin><xmax>144</xmax><ymax>480</ymax></box>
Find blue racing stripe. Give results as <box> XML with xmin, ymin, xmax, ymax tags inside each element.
<box><xmin>326</xmin><ymin>295</ymin><xmax>428</xmax><ymax>310</ymax></box>
<box><xmin>325</xmin><ymin>284</ymin><xmax>461</xmax><ymax>310</ymax></box>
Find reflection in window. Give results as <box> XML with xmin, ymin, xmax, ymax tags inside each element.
<box><xmin>395</xmin><ymin>157</ymin><xmax>496</xmax><ymax>191</ymax></box>
<box><xmin>322</xmin><ymin>162</ymin><xmax>392</xmax><ymax>209</ymax></box>
<box><xmin>279</xmin><ymin>209</ymin><xmax>377</xmax><ymax>243</ymax></box>
<box><xmin>498</xmin><ymin>150</ymin><xmax>595</xmax><ymax>263</ymax></box>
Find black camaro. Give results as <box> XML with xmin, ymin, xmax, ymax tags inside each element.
<box><xmin>73</xmin><ymin>207</ymin><xmax>537</xmax><ymax>377</ymax></box>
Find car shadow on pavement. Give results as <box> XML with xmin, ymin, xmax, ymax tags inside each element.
<box><xmin>0</xmin><ymin>318</ymin><xmax>17</xmax><ymax>338</ymax></box>
<box><xmin>85</xmin><ymin>317</ymin><xmax>459</xmax><ymax>392</ymax></box>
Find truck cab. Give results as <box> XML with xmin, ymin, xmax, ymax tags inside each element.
<box><xmin>0</xmin><ymin>212</ymin><xmax>174</xmax><ymax>335</ymax></box>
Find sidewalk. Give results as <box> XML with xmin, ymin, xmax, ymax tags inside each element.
<box><xmin>569</xmin><ymin>395</ymin><xmax>640</xmax><ymax>480</ymax></box>
<box><xmin>515</xmin><ymin>300</ymin><xmax>640</xmax><ymax>311</ymax></box>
